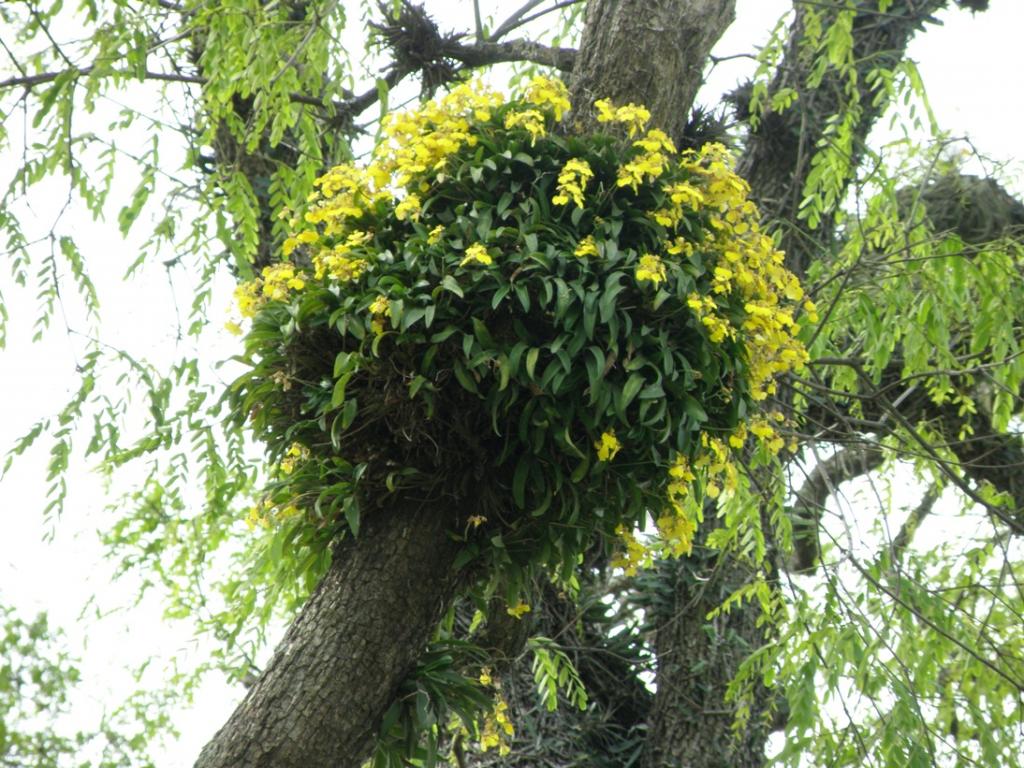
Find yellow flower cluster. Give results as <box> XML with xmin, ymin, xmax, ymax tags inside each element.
<box><xmin>694</xmin><ymin>434</ymin><xmax>738</xmax><ymax>500</ymax></box>
<box><xmin>595</xmin><ymin>430</ymin><xmax>621</xmax><ymax>461</ymax></box>
<box><xmin>610</xmin><ymin>524</ymin><xmax>653</xmax><ymax>576</ymax></box>
<box><xmin>656</xmin><ymin>507</ymin><xmax>697</xmax><ymax>558</ymax></box>
<box><xmin>479</xmin><ymin>695</ymin><xmax>514</xmax><ymax>756</ymax></box>
<box><xmin>552</xmin><ymin>158</ymin><xmax>594</xmax><ymax>208</ymax></box>
<box><xmin>504</xmin><ymin>109</ymin><xmax>547</xmax><ymax>142</ymax></box>
<box><xmin>617</xmin><ymin>128</ymin><xmax>676</xmax><ymax>191</ymax></box>
<box><xmin>615</xmin><ymin>141</ymin><xmax>810</xmax><ymax>401</ymax></box>
<box><xmin>743</xmin><ymin>412</ymin><xmax>791</xmax><ymax>455</ymax></box>
<box><xmin>594</xmin><ymin>98</ymin><xmax>651</xmax><ymax>137</ymax></box>
<box><xmin>311</xmin><ymin>230</ymin><xmax>372</xmax><ymax>282</ymax></box>
<box><xmin>234</xmin><ymin>280</ymin><xmax>264</xmax><ymax>319</ymax></box>
<box><xmin>375</xmin><ymin>80</ymin><xmax>504</xmax><ymax>186</ymax></box>
<box><xmin>657</xmin><ymin>457</ymin><xmax>699</xmax><ymax>557</ymax></box>
<box><xmin>615</xmin><ymin>408</ymin><xmax>798</xmax><ymax>575</ymax></box>
<box><xmin>635</xmin><ymin>254</ymin><xmax>667</xmax><ymax>287</ymax></box>
<box><xmin>303</xmin><ymin>163</ymin><xmax>391</xmax><ymax>238</ymax></box>
<box><xmin>394</xmin><ymin>193</ymin><xmax>421</xmax><ymax>222</ymax></box>
<box><xmin>574</xmin><ymin>234</ymin><xmax>599</xmax><ymax>258</ymax></box>
<box><xmin>279</xmin><ymin>442</ymin><xmax>310</xmax><ymax>475</ymax></box>
<box><xmin>282</xmin><ymin>228</ymin><xmax>320</xmax><ymax>257</ymax></box>
<box><xmin>427</xmin><ymin>224</ymin><xmax>445</xmax><ymax>244</ymax></box>
<box><xmin>523</xmin><ymin>75</ymin><xmax>571</xmax><ymax>121</ymax></box>
<box><xmin>233</xmin><ymin>263</ymin><xmax>307</xmax><ymax>320</ymax></box>
<box><xmin>687</xmin><ymin>292</ymin><xmax>734</xmax><ymax>343</ymax></box>
<box><xmin>478</xmin><ymin>667</ymin><xmax>493</xmax><ymax>687</ymax></box>
<box><xmin>261</xmin><ymin>263</ymin><xmax>306</xmax><ymax>301</ymax></box>
<box><xmin>244</xmin><ymin>498</ymin><xmax>301</xmax><ymax>531</ymax></box>
<box><xmin>369</xmin><ymin>295</ymin><xmax>390</xmax><ymax>335</ymax></box>
<box><xmin>232</xmin><ymin>78</ymin><xmax>577</xmax><ymax>328</ymax></box>
<box><xmin>460</xmin><ymin>242</ymin><xmax>493</xmax><ymax>267</ymax></box>
<box><xmin>652</xmin><ymin>182</ymin><xmax>705</xmax><ymax>228</ymax></box>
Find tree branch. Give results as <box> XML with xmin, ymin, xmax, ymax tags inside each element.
<box><xmin>445</xmin><ymin>37</ymin><xmax>575</xmax><ymax>71</ymax></box>
<box><xmin>371</xmin><ymin>0</ymin><xmax>574</xmax><ymax>96</ymax></box>
<box><xmin>0</xmin><ymin>66</ymin><xmax>362</xmax><ymax>112</ymax></box>
<box><xmin>881</xmin><ymin>484</ymin><xmax>940</xmax><ymax>570</ymax></box>
<box><xmin>789</xmin><ymin>443</ymin><xmax>886</xmax><ymax>572</ymax></box>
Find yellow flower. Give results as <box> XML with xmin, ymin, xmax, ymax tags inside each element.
<box><xmin>427</xmin><ymin>224</ymin><xmax>445</xmax><ymax>244</ymax></box>
<box><xmin>480</xmin><ymin>695</ymin><xmax>515</xmax><ymax>755</ymax></box>
<box><xmin>666</xmin><ymin>236</ymin><xmax>694</xmax><ymax>257</ymax></box>
<box><xmin>504</xmin><ymin>109</ymin><xmax>546</xmax><ymax>142</ymax></box>
<box><xmin>803</xmin><ymin>299</ymin><xmax>819</xmax><ymax>323</ymax></box>
<box><xmin>506</xmin><ymin>601</ymin><xmax>531</xmax><ymax>619</ymax></box>
<box><xmin>552</xmin><ymin>158</ymin><xmax>594</xmax><ymax>208</ymax></box>
<box><xmin>593</xmin><ymin>98</ymin><xmax>650</xmax><ymax>137</ymax></box>
<box><xmin>369</xmin><ymin>295</ymin><xmax>390</xmax><ymax>335</ymax></box>
<box><xmin>258</xmin><ymin>263</ymin><xmax>307</xmax><ymax>301</ymax></box>
<box><xmin>610</xmin><ymin>524</ymin><xmax>652</xmax><ymax>576</ymax></box>
<box><xmin>524</xmin><ymin>75</ymin><xmax>571</xmax><ymax>121</ymax></box>
<box><xmin>280</xmin><ymin>442</ymin><xmax>310</xmax><ymax>475</ymax></box>
<box><xmin>635</xmin><ymin>254</ymin><xmax>667</xmax><ymax>287</ymax></box>
<box><xmin>460</xmin><ymin>243</ymin><xmax>493</xmax><ymax>267</ymax></box>
<box><xmin>245</xmin><ymin>505</ymin><xmax>265</xmax><ymax>531</ymax></box>
<box><xmin>394</xmin><ymin>193</ymin><xmax>421</xmax><ymax>221</ymax></box>
<box><xmin>596</xmin><ymin>430</ymin><xmax>621</xmax><ymax>461</ymax></box>
<box><xmin>656</xmin><ymin>509</ymin><xmax>696</xmax><ymax>558</ymax></box>
<box><xmin>224</xmin><ymin>320</ymin><xmax>243</xmax><ymax>336</ymax></box>
<box><xmin>634</xmin><ymin>128</ymin><xmax>676</xmax><ymax>155</ymax></box>
<box><xmin>618</xmin><ymin>149</ymin><xmax>669</xmax><ymax>190</ymax></box>
<box><xmin>574</xmin><ymin>235</ymin><xmax>599</xmax><ymax>258</ymax></box>
<box><xmin>594</xmin><ymin>98</ymin><xmax>616</xmax><ymax>122</ymax></box>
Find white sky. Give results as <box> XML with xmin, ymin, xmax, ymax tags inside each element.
<box><xmin>1</xmin><ymin>0</ymin><xmax>1022</xmax><ymax>764</ymax></box>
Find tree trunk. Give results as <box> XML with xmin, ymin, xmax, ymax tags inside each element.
<box><xmin>642</xmin><ymin>544</ymin><xmax>769</xmax><ymax>768</ymax></box>
<box><xmin>194</xmin><ymin>498</ymin><xmax>464</xmax><ymax>768</ymax></box>
<box><xmin>569</xmin><ymin>0</ymin><xmax>736</xmax><ymax>143</ymax></box>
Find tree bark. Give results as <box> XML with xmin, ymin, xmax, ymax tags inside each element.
<box><xmin>194</xmin><ymin>498</ymin><xmax>464</xmax><ymax>768</ymax></box>
<box><xmin>569</xmin><ymin>0</ymin><xmax>736</xmax><ymax>143</ymax></box>
<box><xmin>642</xmin><ymin>547</ymin><xmax>770</xmax><ymax>768</ymax></box>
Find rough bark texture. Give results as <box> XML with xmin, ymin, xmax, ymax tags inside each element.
<box><xmin>642</xmin><ymin>545</ymin><xmax>769</xmax><ymax>768</ymax></box>
<box><xmin>569</xmin><ymin>0</ymin><xmax>737</xmax><ymax>144</ymax></box>
<box><xmin>194</xmin><ymin>498</ymin><xmax>464</xmax><ymax>768</ymax></box>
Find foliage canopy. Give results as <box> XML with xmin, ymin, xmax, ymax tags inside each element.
<box><xmin>1</xmin><ymin>1</ymin><xmax>1023</xmax><ymax>767</ymax></box>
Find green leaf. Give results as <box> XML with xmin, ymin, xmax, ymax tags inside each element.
<box><xmin>331</xmin><ymin>373</ymin><xmax>351</xmax><ymax>409</ymax></box>
<box><xmin>621</xmin><ymin>372</ymin><xmax>644</xmax><ymax>410</ymax></box>
<box><xmin>341</xmin><ymin>397</ymin><xmax>358</xmax><ymax>429</ymax></box>
<box><xmin>512</xmin><ymin>456</ymin><xmax>531</xmax><ymax>509</ymax></box>
<box><xmin>472</xmin><ymin>318</ymin><xmax>495</xmax><ymax>348</ymax></box>
<box><xmin>344</xmin><ymin>498</ymin><xmax>360</xmax><ymax>537</ymax></box>
<box><xmin>441</xmin><ymin>275</ymin><xmax>463</xmax><ymax>298</ymax></box>
<box><xmin>682</xmin><ymin>395</ymin><xmax>707</xmax><ymax>424</ymax></box>
<box><xmin>525</xmin><ymin>347</ymin><xmax>540</xmax><ymax>380</ymax></box>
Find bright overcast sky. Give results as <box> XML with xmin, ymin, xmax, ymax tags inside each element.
<box><xmin>1</xmin><ymin>0</ymin><xmax>1022</xmax><ymax>764</ymax></box>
